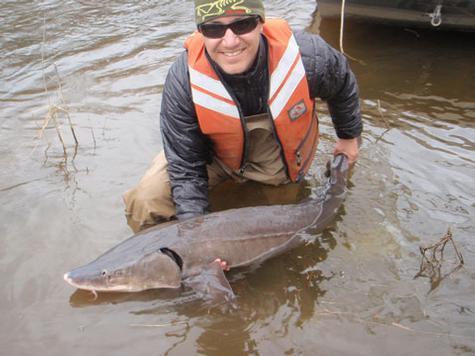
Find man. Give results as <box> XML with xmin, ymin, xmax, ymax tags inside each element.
<box><xmin>123</xmin><ymin>0</ymin><xmax>362</xmax><ymax>233</ymax></box>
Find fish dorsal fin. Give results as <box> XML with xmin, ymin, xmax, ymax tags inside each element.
<box><xmin>184</xmin><ymin>260</ymin><xmax>235</xmax><ymax>305</ymax></box>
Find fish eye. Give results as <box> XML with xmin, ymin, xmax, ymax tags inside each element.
<box><xmin>101</xmin><ymin>270</ymin><xmax>107</xmax><ymax>276</ymax></box>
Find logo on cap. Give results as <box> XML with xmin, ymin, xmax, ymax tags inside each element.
<box><xmin>196</xmin><ymin>0</ymin><xmax>252</xmax><ymax>22</ymax></box>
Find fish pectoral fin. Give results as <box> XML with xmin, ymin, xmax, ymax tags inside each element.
<box><xmin>184</xmin><ymin>260</ymin><xmax>235</xmax><ymax>304</ymax></box>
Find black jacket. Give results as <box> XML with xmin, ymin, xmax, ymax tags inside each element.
<box><xmin>160</xmin><ymin>30</ymin><xmax>362</xmax><ymax>220</ymax></box>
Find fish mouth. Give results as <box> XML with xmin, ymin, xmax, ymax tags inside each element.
<box><xmin>63</xmin><ymin>272</ymin><xmax>128</xmax><ymax>292</ymax></box>
<box><xmin>64</xmin><ymin>272</ymin><xmax>94</xmax><ymax>291</ymax></box>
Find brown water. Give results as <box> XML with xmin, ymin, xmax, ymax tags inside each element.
<box><xmin>1</xmin><ymin>1</ymin><xmax>474</xmax><ymax>355</ymax></box>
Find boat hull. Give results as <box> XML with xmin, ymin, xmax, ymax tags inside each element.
<box><xmin>317</xmin><ymin>0</ymin><xmax>475</xmax><ymax>31</ymax></box>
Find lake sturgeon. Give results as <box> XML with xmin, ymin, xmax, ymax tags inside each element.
<box><xmin>64</xmin><ymin>154</ymin><xmax>349</xmax><ymax>302</ymax></box>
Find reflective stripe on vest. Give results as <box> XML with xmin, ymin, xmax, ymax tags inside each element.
<box><xmin>189</xmin><ymin>67</ymin><xmax>239</xmax><ymax>119</ymax></box>
<box><xmin>268</xmin><ymin>30</ymin><xmax>305</xmax><ymax>120</ymax></box>
<box><xmin>184</xmin><ymin>18</ymin><xmax>319</xmax><ymax>182</ymax></box>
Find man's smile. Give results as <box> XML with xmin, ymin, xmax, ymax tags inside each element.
<box><xmin>220</xmin><ymin>48</ymin><xmax>246</xmax><ymax>57</ymax></box>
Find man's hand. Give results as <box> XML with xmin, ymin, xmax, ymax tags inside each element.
<box><xmin>333</xmin><ymin>137</ymin><xmax>360</xmax><ymax>166</ymax></box>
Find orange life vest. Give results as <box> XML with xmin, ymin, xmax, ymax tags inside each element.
<box><xmin>184</xmin><ymin>18</ymin><xmax>319</xmax><ymax>182</ymax></box>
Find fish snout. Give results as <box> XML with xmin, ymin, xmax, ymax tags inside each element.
<box><xmin>64</xmin><ymin>272</ymin><xmax>78</xmax><ymax>288</ymax></box>
<box><xmin>64</xmin><ymin>272</ymin><xmax>71</xmax><ymax>283</ymax></box>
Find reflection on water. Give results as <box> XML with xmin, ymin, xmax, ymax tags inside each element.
<box><xmin>1</xmin><ymin>0</ymin><xmax>475</xmax><ymax>355</ymax></box>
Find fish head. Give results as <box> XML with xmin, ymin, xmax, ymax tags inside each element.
<box><xmin>64</xmin><ymin>249</ymin><xmax>182</xmax><ymax>292</ymax></box>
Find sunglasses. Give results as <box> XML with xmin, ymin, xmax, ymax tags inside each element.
<box><xmin>198</xmin><ymin>16</ymin><xmax>260</xmax><ymax>39</ymax></box>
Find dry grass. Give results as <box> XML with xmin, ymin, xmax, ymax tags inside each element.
<box><xmin>35</xmin><ymin>16</ymin><xmax>79</xmax><ymax>167</ymax></box>
<box><xmin>414</xmin><ymin>228</ymin><xmax>464</xmax><ymax>293</ymax></box>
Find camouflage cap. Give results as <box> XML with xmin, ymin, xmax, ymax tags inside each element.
<box><xmin>194</xmin><ymin>0</ymin><xmax>265</xmax><ymax>25</ymax></box>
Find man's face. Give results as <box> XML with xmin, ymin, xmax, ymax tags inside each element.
<box><xmin>201</xmin><ymin>16</ymin><xmax>263</xmax><ymax>75</ymax></box>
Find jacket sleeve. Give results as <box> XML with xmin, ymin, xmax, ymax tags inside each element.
<box><xmin>160</xmin><ymin>51</ymin><xmax>211</xmax><ymax>220</ymax></box>
<box><xmin>295</xmin><ymin>30</ymin><xmax>363</xmax><ymax>139</ymax></box>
